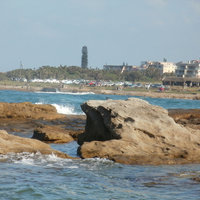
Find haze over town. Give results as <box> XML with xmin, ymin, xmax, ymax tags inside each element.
<box><xmin>0</xmin><ymin>0</ymin><xmax>200</xmax><ymax>72</ymax></box>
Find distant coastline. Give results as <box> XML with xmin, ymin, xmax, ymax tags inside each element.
<box><xmin>1</xmin><ymin>84</ymin><xmax>200</xmax><ymax>100</ymax></box>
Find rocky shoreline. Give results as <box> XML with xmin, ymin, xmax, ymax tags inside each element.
<box><xmin>0</xmin><ymin>102</ymin><xmax>85</xmax><ymax>159</ymax></box>
<box><xmin>95</xmin><ymin>89</ymin><xmax>200</xmax><ymax>100</ymax></box>
<box><xmin>1</xmin><ymin>99</ymin><xmax>200</xmax><ymax>165</ymax></box>
<box><xmin>1</xmin><ymin>85</ymin><xmax>200</xmax><ymax>100</ymax></box>
<box><xmin>1</xmin><ymin>86</ymin><xmax>200</xmax><ymax>165</ymax></box>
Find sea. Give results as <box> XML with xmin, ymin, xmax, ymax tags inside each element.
<box><xmin>0</xmin><ymin>90</ymin><xmax>200</xmax><ymax>200</ymax></box>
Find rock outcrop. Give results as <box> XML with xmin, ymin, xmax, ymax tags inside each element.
<box><xmin>0</xmin><ymin>102</ymin><xmax>64</xmax><ymax>120</ymax></box>
<box><xmin>168</xmin><ymin>109</ymin><xmax>200</xmax><ymax>140</ymax></box>
<box><xmin>168</xmin><ymin>109</ymin><xmax>200</xmax><ymax>122</ymax></box>
<box><xmin>0</xmin><ymin>130</ymin><xmax>76</xmax><ymax>159</ymax></box>
<box><xmin>0</xmin><ymin>102</ymin><xmax>85</xmax><ymax>159</ymax></box>
<box><xmin>78</xmin><ymin>98</ymin><xmax>200</xmax><ymax>165</ymax></box>
<box><xmin>32</xmin><ymin>125</ymin><xmax>74</xmax><ymax>143</ymax></box>
<box><xmin>0</xmin><ymin>102</ymin><xmax>85</xmax><ymax>144</ymax></box>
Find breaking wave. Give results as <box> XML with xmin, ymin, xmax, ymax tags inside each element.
<box><xmin>35</xmin><ymin>102</ymin><xmax>84</xmax><ymax>115</ymax></box>
<box><xmin>52</xmin><ymin>103</ymin><xmax>78</xmax><ymax>115</ymax></box>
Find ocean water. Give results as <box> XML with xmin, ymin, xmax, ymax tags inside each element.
<box><xmin>0</xmin><ymin>90</ymin><xmax>200</xmax><ymax>200</ymax></box>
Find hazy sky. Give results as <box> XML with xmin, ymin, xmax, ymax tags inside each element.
<box><xmin>0</xmin><ymin>0</ymin><xmax>200</xmax><ymax>72</ymax></box>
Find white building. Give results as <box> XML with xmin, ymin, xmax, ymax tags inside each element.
<box><xmin>175</xmin><ymin>60</ymin><xmax>200</xmax><ymax>78</ymax></box>
<box><xmin>141</xmin><ymin>61</ymin><xmax>176</xmax><ymax>74</ymax></box>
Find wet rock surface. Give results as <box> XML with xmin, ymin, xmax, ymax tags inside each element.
<box><xmin>191</xmin><ymin>177</ymin><xmax>200</xmax><ymax>182</ymax></box>
<box><xmin>0</xmin><ymin>116</ymin><xmax>85</xmax><ymax>142</ymax></box>
<box><xmin>0</xmin><ymin>130</ymin><xmax>76</xmax><ymax>159</ymax></box>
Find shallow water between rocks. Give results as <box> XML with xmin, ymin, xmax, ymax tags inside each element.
<box><xmin>0</xmin><ymin>90</ymin><xmax>200</xmax><ymax>199</ymax></box>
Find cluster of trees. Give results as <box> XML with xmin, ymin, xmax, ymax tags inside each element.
<box><xmin>1</xmin><ymin>65</ymin><xmax>168</xmax><ymax>82</ymax></box>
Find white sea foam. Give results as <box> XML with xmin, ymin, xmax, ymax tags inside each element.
<box><xmin>178</xmin><ymin>171</ymin><xmax>200</xmax><ymax>178</ymax></box>
<box><xmin>2</xmin><ymin>152</ymin><xmax>114</xmax><ymax>170</ymax></box>
<box><xmin>35</xmin><ymin>102</ymin><xmax>84</xmax><ymax>115</ymax></box>
<box><xmin>3</xmin><ymin>152</ymin><xmax>73</xmax><ymax>167</ymax></box>
<box><xmin>35</xmin><ymin>102</ymin><xmax>42</xmax><ymax>104</ymax></box>
<box><xmin>0</xmin><ymin>154</ymin><xmax>9</xmax><ymax>160</ymax></box>
<box><xmin>52</xmin><ymin>103</ymin><xmax>85</xmax><ymax>115</ymax></box>
<box><xmin>36</xmin><ymin>91</ymin><xmax>94</xmax><ymax>95</ymax></box>
<box><xmin>52</xmin><ymin>103</ymin><xmax>76</xmax><ymax>115</ymax></box>
<box><xmin>61</xmin><ymin>92</ymin><xmax>95</xmax><ymax>95</ymax></box>
<box><xmin>67</xmin><ymin>166</ymin><xmax>79</xmax><ymax>169</ymax></box>
<box><xmin>88</xmin><ymin>157</ymin><xmax>115</xmax><ymax>163</ymax></box>
<box><xmin>79</xmin><ymin>157</ymin><xmax>115</xmax><ymax>169</ymax></box>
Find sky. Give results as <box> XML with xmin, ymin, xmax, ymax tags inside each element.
<box><xmin>0</xmin><ymin>0</ymin><xmax>200</xmax><ymax>72</ymax></box>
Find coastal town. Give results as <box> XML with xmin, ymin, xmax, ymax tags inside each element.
<box><xmin>104</xmin><ymin>59</ymin><xmax>200</xmax><ymax>87</ymax></box>
<box><xmin>1</xmin><ymin>58</ymin><xmax>200</xmax><ymax>88</ymax></box>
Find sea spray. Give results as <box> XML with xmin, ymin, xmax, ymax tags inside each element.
<box><xmin>52</xmin><ymin>103</ymin><xmax>76</xmax><ymax>115</ymax></box>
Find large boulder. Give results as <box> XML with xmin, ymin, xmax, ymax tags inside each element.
<box><xmin>78</xmin><ymin>98</ymin><xmax>200</xmax><ymax>165</ymax></box>
<box><xmin>0</xmin><ymin>102</ymin><xmax>64</xmax><ymax>120</ymax></box>
<box><xmin>0</xmin><ymin>130</ymin><xmax>76</xmax><ymax>159</ymax></box>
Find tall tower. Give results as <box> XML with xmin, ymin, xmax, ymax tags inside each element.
<box><xmin>81</xmin><ymin>46</ymin><xmax>88</xmax><ymax>69</ymax></box>
<box><xmin>20</xmin><ymin>61</ymin><xmax>23</xmax><ymax>79</ymax></box>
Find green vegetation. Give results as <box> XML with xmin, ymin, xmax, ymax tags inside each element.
<box><xmin>2</xmin><ymin>65</ymin><xmax>164</xmax><ymax>82</ymax></box>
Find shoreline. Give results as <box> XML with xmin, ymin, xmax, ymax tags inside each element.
<box><xmin>92</xmin><ymin>88</ymin><xmax>200</xmax><ymax>100</ymax></box>
<box><xmin>1</xmin><ymin>85</ymin><xmax>200</xmax><ymax>100</ymax></box>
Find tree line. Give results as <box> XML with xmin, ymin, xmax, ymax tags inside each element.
<box><xmin>0</xmin><ymin>65</ymin><xmax>169</xmax><ymax>82</ymax></box>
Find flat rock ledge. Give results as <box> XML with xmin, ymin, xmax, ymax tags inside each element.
<box><xmin>0</xmin><ymin>130</ymin><xmax>77</xmax><ymax>159</ymax></box>
<box><xmin>78</xmin><ymin>98</ymin><xmax>200</xmax><ymax>165</ymax></box>
<box><xmin>0</xmin><ymin>102</ymin><xmax>64</xmax><ymax>120</ymax></box>
<box><xmin>32</xmin><ymin>125</ymin><xmax>74</xmax><ymax>143</ymax></box>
